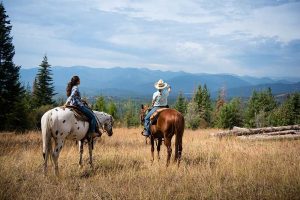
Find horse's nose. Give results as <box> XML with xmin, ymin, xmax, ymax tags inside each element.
<box><xmin>108</xmin><ymin>130</ymin><xmax>113</xmax><ymax>136</ymax></box>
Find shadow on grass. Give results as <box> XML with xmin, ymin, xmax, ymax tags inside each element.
<box><xmin>79</xmin><ymin>157</ymin><xmax>143</xmax><ymax>178</ymax></box>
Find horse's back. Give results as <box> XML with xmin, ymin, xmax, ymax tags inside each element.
<box><xmin>157</xmin><ymin>109</ymin><xmax>184</xmax><ymax>133</ymax></box>
<box><xmin>42</xmin><ymin>107</ymin><xmax>88</xmax><ymax>139</ymax></box>
<box><xmin>160</xmin><ymin>109</ymin><xmax>184</xmax><ymax>123</ymax></box>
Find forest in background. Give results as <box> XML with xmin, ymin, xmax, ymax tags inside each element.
<box><xmin>0</xmin><ymin>2</ymin><xmax>299</xmax><ymax>132</ymax></box>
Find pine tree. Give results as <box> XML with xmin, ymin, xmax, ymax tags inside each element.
<box><xmin>0</xmin><ymin>3</ymin><xmax>27</xmax><ymax>131</ymax></box>
<box><xmin>193</xmin><ymin>84</ymin><xmax>212</xmax><ymax>127</ymax></box>
<box><xmin>174</xmin><ymin>91</ymin><xmax>187</xmax><ymax>114</ymax></box>
<box><xmin>216</xmin><ymin>98</ymin><xmax>243</xmax><ymax>129</ymax></box>
<box><xmin>245</xmin><ymin>88</ymin><xmax>277</xmax><ymax>127</ymax></box>
<box><xmin>94</xmin><ymin>96</ymin><xmax>107</xmax><ymax>112</ymax></box>
<box><xmin>213</xmin><ymin>87</ymin><xmax>226</xmax><ymax>126</ymax></box>
<box><xmin>268</xmin><ymin>93</ymin><xmax>300</xmax><ymax>126</ymax></box>
<box><xmin>194</xmin><ymin>85</ymin><xmax>203</xmax><ymax>114</ymax></box>
<box><xmin>185</xmin><ymin>100</ymin><xmax>201</xmax><ymax>130</ymax></box>
<box><xmin>107</xmin><ymin>100</ymin><xmax>117</xmax><ymax>119</ymax></box>
<box><xmin>33</xmin><ymin>55</ymin><xmax>56</xmax><ymax>107</ymax></box>
<box><xmin>123</xmin><ymin>100</ymin><xmax>139</xmax><ymax>127</ymax></box>
<box><xmin>202</xmin><ymin>84</ymin><xmax>212</xmax><ymax>126</ymax></box>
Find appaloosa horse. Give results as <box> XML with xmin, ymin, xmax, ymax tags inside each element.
<box><xmin>140</xmin><ymin>105</ymin><xmax>184</xmax><ymax>167</ymax></box>
<box><xmin>41</xmin><ymin>107</ymin><xmax>113</xmax><ymax>176</ymax></box>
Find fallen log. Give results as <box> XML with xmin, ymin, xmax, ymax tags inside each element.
<box><xmin>238</xmin><ymin>134</ymin><xmax>300</xmax><ymax>141</ymax></box>
<box><xmin>263</xmin><ymin>130</ymin><xmax>300</xmax><ymax>136</ymax></box>
<box><xmin>211</xmin><ymin>125</ymin><xmax>300</xmax><ymax>137</ymax></box>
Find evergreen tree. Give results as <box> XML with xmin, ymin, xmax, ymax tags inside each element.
<box><xmin>245</xmin><ymin>88</ymin><xmax>277</xmax><ymax>127</ymax></box>
<box><xmin>194</xmin><ymin>85</ymin><xmax>203</xmax><ymax>114</ymax></box>
<box><xmin>202</xmin><ymin>84</ymin><xmax>212</xmax><ymax>126</ymax></box>
<box><xmin>193</xmin><ymin>84</ymin><xmax>212</xmax><ymax>127</ymax></box>
<box><xmin>93</xmin><ymin>96</ymin><xmax>107</xmax><ymax>112</ymax></box>
<box><xmin>216</xmin><ymin>98</ymin><xmax>243</xmax><ymax>129</ymax></box>
<box><xmin>185</xmin><ymin>100</ymin><xmax>201</xmax><ymax>130</ymax></box>
<box><xmin>269</xmin><ymin>93</ymin><xmax>300</xmax><ymax>126</ymax></box>
<box><xmin>213</xmin><ymin>87</ymin><xmax>226</xmax><ymax>126</ymax></box>
<box><xmin>33</xmin><ymin>55</ymin><xmax>56</xmax><ymax>107</ymax></box>
<box><xmin>107</xmin><ymin>100</ymin><xmax>117</xmax><ymax>119</ymax></box>
<box><xmin>174</xmin><ymin>91</ymin><xmax>188</xmax><ymax>114</ymax></box>
<box><xmin>0</xmin><ymin>3</ymin><xmax>27</xmax><ymax>131</ymax></box>
<box><xmin>123</xmin><ymin>100</ymin><xmax>139</xmax><ymax>127</ymax></box>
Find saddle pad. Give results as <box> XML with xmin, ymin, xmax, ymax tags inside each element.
<box><xmin>150</xmin><ymin>108</ymin><xmax>168</xmax><ymax>123</ymax></box>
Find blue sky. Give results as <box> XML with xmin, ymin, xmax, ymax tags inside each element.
<box><xmin>3</xmin><ymin>0</ymin><xmax>300</xmax><ymax>77</ymax></box>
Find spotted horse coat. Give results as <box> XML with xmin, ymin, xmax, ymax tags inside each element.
<box><xmin>41</xmin><ymin>107</ymin><xmax>114</xmax><ymax>176</ymax></box>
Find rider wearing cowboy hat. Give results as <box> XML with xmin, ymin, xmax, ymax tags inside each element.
<box><xmin>143</xmin><ymin>79</ymin><xmax>171</xmax><ymax>136</ymax></box>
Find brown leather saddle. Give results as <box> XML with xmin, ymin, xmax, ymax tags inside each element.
<box><xmin>63</xmin><ymin>105</ymin><xmax>89</xmax><ymax>121</ymax></box>
<box><xmin>150</xmin><ymin>108</ymin><xmax>168</xmax><ymax>125</ymax></box>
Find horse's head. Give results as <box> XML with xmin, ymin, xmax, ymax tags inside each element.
<box><xmin>103</xmin><ymin>115</ymin><xmax>114</xmax><ymax>137</ymax></box>
<box><xmin>140</xmin><ymin>104</ymin><xmax>149</xmax><ymax>125</ymax></box>
<box><xmin>95</xmin><ymin>112</ymin><xmax>114</xmax><ymax>137</ymax></box>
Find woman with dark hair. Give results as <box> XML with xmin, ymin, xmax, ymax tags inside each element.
<box><xmin>64</xmin><ymin>76</ymin><xmax>99</xmax><ymax>137</ymax></box>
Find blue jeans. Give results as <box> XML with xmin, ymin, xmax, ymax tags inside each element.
<box><xmin>78</xmin><ymin>105</ymin><xmax>96</xmax><ymax>133</ymax></box>
<box><xmin>144</xmin><ymin>107</ymin><xmax>159</xmax><ymax>136</ymax></box>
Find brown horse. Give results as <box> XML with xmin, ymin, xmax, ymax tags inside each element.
<box><xmin>140</xmin><ymin>105</ymin><xmax>185</xmax><ymax>167</ymax></box>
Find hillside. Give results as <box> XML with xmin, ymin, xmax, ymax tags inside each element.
<box><xmin>20</xmin><ymin>66</ymin><xmax>300</xmax><ymax>99</ymax></box>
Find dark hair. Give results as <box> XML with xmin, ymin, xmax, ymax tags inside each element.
<box><xmin>66</xmin><ymin>76</ymin><xmax>80</xmax><ymax>97</ymax></box>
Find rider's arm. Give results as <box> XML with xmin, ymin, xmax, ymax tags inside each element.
<box><xmin>152</xmin><ymin>92</ymin><xmax>160</xmax><ymax>107</ymax></box>
<box><xmin>167</xmin><ymin>85</ymin><xmax>171</xmax><ymax>93</ymax></box>
<box><xmin>64</xmin><ymin>86</ymin><xmax>79</xmax><ymax>106</ymax></box>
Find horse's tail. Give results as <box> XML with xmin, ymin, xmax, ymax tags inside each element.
<box><xmin>41</xmin><ymin>110</ymin><xmax>54</xmax><ymax>172</ymax></box>
<box><xmin>174</xmin><ymin>112</ymin><xmax>184</xmax><ymax>166</ymax></box>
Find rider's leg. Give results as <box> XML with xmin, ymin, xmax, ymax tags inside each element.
<box><xmin>79</xmin><ymin>105</ymin><xmax>97</xmax><ymax>137</ymax></box>
<box><xmin>143</xmin><ymin>107</ymin><xmax>159</xmax><ymax>136</ymax></box>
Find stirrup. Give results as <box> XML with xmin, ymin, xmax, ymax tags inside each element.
<box><xmin>141</xmin><ymin>130</ymin><xmax>150</xmax><ymax>137</ymax></box>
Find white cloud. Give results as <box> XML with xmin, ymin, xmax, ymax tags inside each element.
<box><xmin>95</xmin><ymin>0</ymin><xmax>222</xmax><ymax>24</ymax></box>
<box><xmin>210</xmin><ymin>2</ymin><xmax>300</xmax><ymax>43</ymax></box>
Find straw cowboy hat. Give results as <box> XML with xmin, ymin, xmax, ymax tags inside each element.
<box><xmin>154</xmin><ymin>79</ymin><xmax>168</xmax><ymax>90</ymax></box>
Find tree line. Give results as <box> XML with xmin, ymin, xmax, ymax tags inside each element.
<box><xmin>0</xmin><ymin>3</ymin><xmax>299</xmax><ymax>132</ymax></box>
<box><xmin>174</xmin><ymin>86</ymin><xmax>300</xmax><ymax>129</ymax></box>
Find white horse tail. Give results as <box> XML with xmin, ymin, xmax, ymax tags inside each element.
<box><xmin>41</xmin><ymin>110</ymin><xmax>53</xmax><ymax>172</ymax></box>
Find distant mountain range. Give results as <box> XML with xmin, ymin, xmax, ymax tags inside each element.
<box><xmin>20</xmin><ymin>66</ymin><xmax>300</xmax><ymax>99</ymax></box>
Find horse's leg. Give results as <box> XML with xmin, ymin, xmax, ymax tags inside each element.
<box><xmin>174</xmin><ymin>134</ymin><xmax>179</xmax><ymax>163</ymax></box>
<box><xmin>174</xmin><ymin>133</ymin><xmax>183</xmax><ymax>167</ymax></box>
<box><xmin>78</xmin><ymin>140</ymin><xmax>84</xmax><ymax>168</ymax></box>
<box><xmin>43</xmin><ymin>137</ymin><xmax>51</xmax><ymax>176</ymax></box>
<box><xmin>52</xmin><ymin>139</ymin><xmax>64</xmax><ymax>176</ymax></box>
<box><xmin>164</xmin><ymin>138</ymin><xmax>172</xmax><ymax>167</ymax></box>
<box><xmin>150</xmin><ymin>136</ymin><xmax>155</xmax><ymax>163</ymax></box>
<box><xmin>157</xmin><ymin>138</ymin><xmax>162</xmax><ymax>161</ymax></box>
<box><xmin>87</xmin><ymin>137</ymin><xmax>94</xmax><ymax>169</ymax></box>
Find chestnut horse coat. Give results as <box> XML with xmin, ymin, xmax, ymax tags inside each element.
<box><xmin>142</xmin><ymin>107</ymin><xmax>185</xmax><ymax>166</ymax></box>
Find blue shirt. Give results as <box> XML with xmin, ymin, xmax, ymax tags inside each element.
<box><xmin>65</xmin><ymin>86</ymin><xmax>84</xmax><ymax>107</ymax></box>
<box><xmin>152</xmin><ymin>89</ymin><xmax>170</xmax><ymax>107</ymax></box>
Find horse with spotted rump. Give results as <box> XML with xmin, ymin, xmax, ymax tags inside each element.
<box><xmin>41</xmin><ymin>107</ymin><xmax>114</xmax><ymax>176</ymax></box>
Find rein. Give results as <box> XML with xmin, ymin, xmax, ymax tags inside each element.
<box><xmin>95</xmin><ymin>114</ymin><xmax>106</xmax><ymax>134</ymax></box>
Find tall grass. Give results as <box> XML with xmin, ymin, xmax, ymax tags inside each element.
<box><xmin>0</xmin><ymin>128</ymin><xmax>300</xmax><ymax>199</ymax></box>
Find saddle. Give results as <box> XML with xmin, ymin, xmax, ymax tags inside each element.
<box><xmin>150</xmin><ymin>108</ymin><xmax>168</xmax><ymax>125</ymax></box>
<box><xmin>64</xmin><ymin>105</ymin><xmax>89</xmax><ymax>121</ymax></box>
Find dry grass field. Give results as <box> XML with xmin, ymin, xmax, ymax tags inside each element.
<box><xmin>0</xmin><ymin>128</ymin><xmax>300</xmax><ymax>200</ymax></box>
